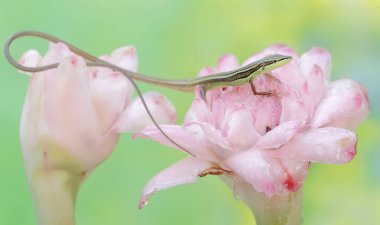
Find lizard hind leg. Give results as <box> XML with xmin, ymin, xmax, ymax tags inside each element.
<box><xmin>249</xmin><ymin>78</ymin><xmax>271</xmax><ymax>96</ymax></box>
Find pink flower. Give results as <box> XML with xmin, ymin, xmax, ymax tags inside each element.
<box><xmin>136</xmin><ymin>45</ymin><xmax>369</xmax><ymax>207</ymax></box>
<box><xmin>19</xmin><ymin>43</ymin><xmax>176</xmax><ymax>175</ymax></box>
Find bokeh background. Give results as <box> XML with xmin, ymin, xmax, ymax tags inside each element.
<box><xmin>1</xmin><ymin>0</ymin><xmax>379</xmax><ymax>224</ymax></box>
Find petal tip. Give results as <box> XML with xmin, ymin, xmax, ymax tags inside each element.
<box><xmin>138</xmin><ymin>197</ymin><xmax>148</xmax><ymax>209</ymax></box>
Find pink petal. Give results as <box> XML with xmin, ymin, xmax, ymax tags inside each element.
<box><xmin>224</xmin><ymin>150</ymin><xmax>276</xmax><ymax>196</ymax></box>
<box><xmin>110</xmin><ymin>46</ymin><xmax>138</xmax><ymax>71</ymax></box>
<box><xmin>242</xmin><ymin>52</ymin><xmax>269</xmax><ymax>66</ymax></box>
<box><xmin>135</xmin><ymin>124</ymin><xmax>218</xmax><ymax>161</ymax></box>
<box><xmin>43</xmin><ymin>55</ymin><xmax>111</xmax><ymax>170</ymax></box>
<box><xmin>311</xmin><ymin>79</ymin><xmax>370</xmax><ymax>130</ymax></box>
<box><xmin>18</xmin><ymin>50</ymin><xmax>41</xmax><ymax>76</ymax></box>
<box><xmin>251</xmin><ymin>74</ymin><xmax>283</xmax><ymax>96</ymax></box>
<box><xmin>274</xmin><ymin>127</ymin><xmax>358</xmax><ymax>164</ymax></box>
<box><xmin>302</xmin><ymin>65</ymin><xmax>327</xmax><ymax>110</ymax></box>
<box><xmin>277</xmin><ymin>158</ymin><xmax>309</xmax><ymax>193</ymax></box>
<box><xmin>225</xmin><ymin>149</ymin><xmax>287</xmax><ymax>196</ymax></box>
<box><xmin>184</xmin><ymin>98</ymin><xmax>212</xmax><ymax>123</ymax></box>
<box><xmin>139</xmin><ymin>157</ymin><xmax>214</xmax><ymax>208</ymax></box>
<box><xmin>197</xmin><ymin>67</ymin><xmax>216</xmax><ymax>77</ymax></box>
<box><xmin>20</xmin><ymin>71</ymin><xmax>47</xmax><ymax>158</ymax></box>
<box><xmin>117</xmin><ymin>92</ymin><xmax>176</xmax><ymax>132</ymax></box>
<box><xmin>264</xmin><ymin>44</ymin><xmax>299</xmax><ymax>59</ymax></box>
<box><xmin>242</xmin><ymin>44</ymin><xmax>298</xmax><ymax>66</ymax></box>
<box><xmin>224</xmin><ymin>150</ymin><xmax>308</xmax><ymax>196</ymax></box>
<box><xmin>220</xmin><ymin>104</ymin><xmax>260</xmax><ymax>150</ymax></box>
<box><xmin>263</xmin><ymin>44</ymin><xmax>304</xmax><ymax>90</ymax></box>
<box><xmin>217</xmin><ymin>54</ymin><xmax>239</xmax><ymax>72</ymax></box>
<box><xmin>210</xmin><ymin>98</ymin><xmax>228</xmax><ymax>127</ymax></box>
<box><xmin>189</xmin><ymin>122</ymin><xmax>233</xmax><ymax>159</ymax></box>
<box><xmin>300</xmin><ymin>47</ymin><xmax>331</xmax><ymax>80</ymax></box>
<box><xmin>42</xmin><ymin>42</ymin><xmax>71</xmax><ymax>65</ymax></box>
<box><xmin>242</xmin><ymin>45</ymin><xmax>301</xmax><ymax>96</ymax></box>
<box><xmin>44</xmin><ymin>55</ymin><xmax>99</xmax><ymax>137</ymax></box>
<box><xmin>254</xmin><ymin>97</ymin><xmax>282</xmax><ymax>135</ymax></box>
<box><xmin>255</xmin><ymin>120</ymin><xmax>304</xmax><ymax>149</ymax></box>
<box><xmin>89</xmin><ymin>72</ymin><xmax>131</xmax><ymax>132</ymax></box>
<box><xmin>280</xmin><ymin>92</ymin><xmax>309</xmax><ymax>123</ymax></box>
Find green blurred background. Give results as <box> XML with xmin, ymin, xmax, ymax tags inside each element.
<box><xmin>1</xmin><ymin>0</ymin><xmax>379</xmax><ymax>224</ymax></box>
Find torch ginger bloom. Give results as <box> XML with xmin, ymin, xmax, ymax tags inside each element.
<box><xmin>19</xmin><ymin>43</ymin><xmax>176</xmax><ymax>225</ymax></box>
<box><xmin>136</xmin><ymin>45</ymin><xmax>369</xmax><ymax>211</ymax></box>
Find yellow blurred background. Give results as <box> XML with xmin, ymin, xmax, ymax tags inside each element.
<box><xmin>0</xmin><ymin>0</ymin><xmax>379</xmax><ymax>224</ymax></box>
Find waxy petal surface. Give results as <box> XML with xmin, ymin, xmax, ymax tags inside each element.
<box><xmin>139</xmin><ymin>157</ymin><xmax>214</xmax><ymax>209</ymax></box>
<box><xmin>136</xmin><ymin>124</ymin><xmax>218</xmax><ymax>162</ymax></box>
<box><xmin>312</xmin><ymin>79</ymin><xmax>370</xmax><ymax>130</ymax></box>
<box><xmin>255</xmin><ymin>120</ymin><xmax>304</xmax><ymax>149</ymax></box>
<box><xmin>117</xmin><ymin>92</ymin><xmax>176</xmax><ymax>132</ymax></box>
<box><xmin>274</xmin><ymin>127</ymin><xmax>357</xmax><ymax>164</ymax></box>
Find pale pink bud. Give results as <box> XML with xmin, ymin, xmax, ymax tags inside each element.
<box><xmin>19</xmin><ymin>42</ymin><xmax>176</xmax><ymax>225</ymax></box>
<box><xmin>20</xmin><ymin>43</ymin><xmax>175</xmax><ymax>174</ymax></box>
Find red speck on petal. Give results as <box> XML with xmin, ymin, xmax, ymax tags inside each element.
<box><xmin>303</xmin><ymin>82</ymin><xmax>309</xmax><ymax>93</ymax></box>
<box><xmin>284</xmin><ymin>175</ymin><xmax>298</xmax><ymax>192</ymax></box>
<box><xmin>138</xmin><ymin>197</ymin><xmax>148</xmax><ymax>209</ymax></box>
<box><xmin>128</xmin><ymin>47</ymin><xmax>136</xmax><ymax>57</ymax></box>
<box><xmin>313</xmin><ymin>47</ymin><xmax>326</xmax><ymax>54</ymax></box>
<box><xmin>70</xmin><ymin>57</ymin><xmax>77</xmax><ymax>65</ymax></box>
<box><xmin>346</xmin><ymin>148</ymin><xmax>357</xmax><ymax>161</ymax></box>
<box><xmin>169</xmin><ymin>113</ymin><xmax>176</xmax><ymax>121</ymax></box>
<box><xmin>345</xmin><ymin>140</ymin><xmax>358</xmax><ymax>161</ymax></box>
<box><xmin>154</xmin><ymin>97</ymin><xmax>163</xmax><ymax>105</ymax></box>
<box><xmin>353</xmin><ymin>92</ymin><xmax>363</xmax><ymax>108</ymax></box>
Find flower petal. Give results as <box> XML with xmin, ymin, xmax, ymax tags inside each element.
<box><xmin>300</xmin><ymin>47</ymin><xmax>331</xmax><ymax>80</ymax></box>
<box><xmin>43</xmin><ymin>55</ymin><xmax>109</xmax><ymax>170</ymax></box>
<box><xmin>311</xmin><ymin>79</ymin><xmax>370</xmax><ymax>130</ymax></box>
<box><xmin>18</xmin><ymin>50</ymin><xmax>42</xmax><ymax>76</ymax></box>
<box><xmin>197</xmin><ymin>67</ymin><xmax>216</xmax><ymax>77</ymax></box>
<box><xmin>224</xmin><ymin>150</ymin><xmax>308</xmax><ymax>196</ymax></box>
<box><xmin>184</xmin><ymin>98</ymin><xmax>212</xmax><ymax>123</ymax></box>
<box><xmin>255</xmin><ymin>120</ymin><xmax>304</xmax><ymax>149</ymax></box>
<box><xmin>274</xmin><ymin>127</ymin><xmax>357</xmax><ymax>164</ymax></box>
<box><xmin>224</xmin><ymin>150</ymin><xmax>276</xmax><ymax>196</ymax></box>
<box><xmin>242</xmin><ymin>44</ymin><xmax>298</xmax><ymax>66</ymax></box>
<box><xmin>139</xmin><ymin>157</ymin><xmax>214</xmax><ymax>208</ymax></box>
<box><xmin>280</xmin><ymin>92</ymin><xmax>309</xmax><ymax>123</ymax></box>
<box><xmin>254</xmin><ymin>97</ymin><xmax>282</xmax><ymax>135</ymax></box>
<box><xmin>20</xmin><ymin>70</ymin><xmax>47</xmax><ymax>159</ymax></box>
<box><xmin>89</xmin><ymin>72</ymin><xmax>131</xmax><ymax>132</ymax></box>
<box><xmin>224</xmin><ymin>149</ymin><xmax>283</xmax><ymax>196</ymax></box>
<box><xmin>117</xmin><ymin>92</ymin><xmax>176</xmax><ymax>131</ymax></box>
<box><xmin>263</xmin><ymin>44</ymin><xmax>303</xmax><ymax>90</ymax></box>
<box><xmin>135</xmin><ymin>124</ymin><xmax>218</xmax><ymax>161</ymax></box>
<box><xmin>221</xmin><ymin>104</ymin><xmax>260</xmax><ymax>150</ymax></box>
<box><xmin>42</xmin><ymin>42</ymin><xmax>71</xmax><ymax>65</ymax></box>
<box><xmin>189</xmin><ymin>122</ymin><xmax>233</xmax><ymax>159</ymax></box>
<box><xmin>302</xmin><ymin>64</ymin><xmax>327</xmax><ymax>111</ymax></box>
<box><xmin>110</xmin><ymin>45</ymin><xmax>138</xmax><ymax>71</ymax></box>
<box><xmin>217</xmin><ymin>54</ymin><xmax>239</xmax><ymax>72</ymax></box>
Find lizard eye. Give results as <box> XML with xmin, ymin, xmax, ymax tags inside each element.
<box><xmin>261</xmin><ymin>67</ymin><xmax>265</xmax><ymax>71</ymax></box>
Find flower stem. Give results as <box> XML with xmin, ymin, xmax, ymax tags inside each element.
<box><xmin>222</xmin><ymin>177</ymin><xmax>303</xmax><ymax>225</ymax></box>
<box><xmin>31</xmin><ymin>168</ymin><xmax>80</xmax><ymax>225</ymax></box>
<box><xmin>26</xmin><ymin>137</ymin><xmax>84</xmax><ymax>225</ymax></box>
